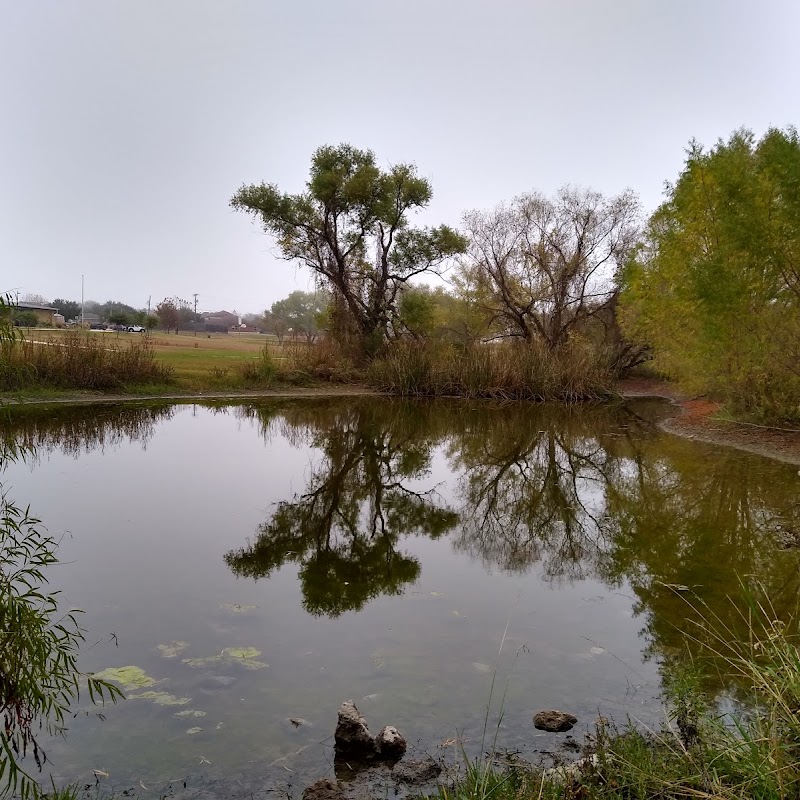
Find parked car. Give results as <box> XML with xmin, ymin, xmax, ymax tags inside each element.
<box><xmin>126</xmin><ymin>325</ymin><xmax>145</xmax><ymax>333</ymax></box>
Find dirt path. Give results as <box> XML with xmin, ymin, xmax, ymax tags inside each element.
<box><xmin>619</xmin><ymin>378</ymin><xmax>800</xmax><ymax>466</ymax></box>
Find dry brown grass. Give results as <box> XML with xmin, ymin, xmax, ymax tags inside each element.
<box><xmin>367</xmin><ymin>339</ymin><xmax>615</xmax><ymax>401</ymax></box>
<box><xmin>0</xmin><ymin>332</ymin><xmax>173</xmax><ymax>390</ymax></box>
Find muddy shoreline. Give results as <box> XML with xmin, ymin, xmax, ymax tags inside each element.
<box><xmin>618</xmin><ymin>378</ymin><xmax>800</xmax><ymax>466</ymax></box>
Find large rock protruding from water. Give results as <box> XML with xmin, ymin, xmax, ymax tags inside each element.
<box><xmin>334</xmin><ymin>700</ymin><xmax>378</xmax><ymax>758</ymax></box>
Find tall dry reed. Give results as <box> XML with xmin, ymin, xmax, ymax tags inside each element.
<box><xmin>367</xmin><ymin>339</ymin><xmax>615</xmax><ymax>401</ymax></box>
<box><xmin>0</xmin><ymin>333</ymin><xmax>173</xmax><ymax>390</ymax></box>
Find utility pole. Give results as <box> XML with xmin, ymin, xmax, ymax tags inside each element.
<box><xmin>193</xmin><ymin>293</ymin><xmax>198</xmax><ymax>337</ymax></box>
<box><xmin>81</xmin><ymin>275</ymin><xmax>84</xmax><ymax>326</ymax></box>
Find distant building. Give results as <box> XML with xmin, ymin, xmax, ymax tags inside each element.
<box><xmin>16</xmin><ymin>302</ymin><xmax>58</xmax><ymax>326</ymax></box>
<box><xmin>202</xmin><ymin>310</ymin><xmax>240</xmax><ymax>331</ymax></box>
<box><xmin>78</xmin><ymin>312</ymin><xmax>102</xmax><ymax>327</ymax></box>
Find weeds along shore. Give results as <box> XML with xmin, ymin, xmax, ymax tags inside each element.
<box><xmin>0</xmin><ymin>333</ymin><xmax>619</xmax><ymax>401</ymax></box>
<box><xmin>428</xmin><ymin>589</ymin><xmax>800</xmax><ymax>800</ymax></box>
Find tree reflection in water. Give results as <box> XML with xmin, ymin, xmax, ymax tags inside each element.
<box><xmin>6</xmin><ymin>402</ymin><xmax>175</xmax><ymax>462</ymax></box>
<box><xmin>224</xmin><ymin>401</ymin><xmax>459</xmax><ymax>616</ymax></box>
<box><xmin>5</xmin><ymin>398</ymin><xmax>798</xmax><ymax>693</ymax></box>
<box><xmin>449</xmin><ymin>399</ymin><xmax>800</xmax><ymax>688</ymax></box>
<box><xmin>224</xmin><ymin>397</ymin><xmax>800</xmax><ymax>691</ymax></box>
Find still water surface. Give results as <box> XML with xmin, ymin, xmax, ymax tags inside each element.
<box><xmin>4</xmin><ymin>398</ymin><xmax>800</xmax><ymax>795</ymax></box>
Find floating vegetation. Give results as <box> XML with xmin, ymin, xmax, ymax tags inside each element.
<box><xmin>182</xmin><ymin>647</ymin><xmax>267</xmax><ymax>670</ymax></box>
<box><xmin>186</xmin><ymin>727</ymin><xmax>203</xmax><ymax>735</ymax></box>
<box><xmin>227</xmin><ymin>647</ymin><xmax>261</xmax><ymax>659</ymax></box>
<box><xmin>174</xmin><ymin>709</ymin><xmax>206</xmax><ymax>718</ymax></box>
<box><xmin>130</xmin><ymin>691</ymin><xmax>191</xmax><ymax>706</ymax></box>
<box><xmin>182</xmin><ymin>656</ymin><xmax>221</xmax><ymax>668</ymax></box>
<box><xmin>157</xmin><ymin>641</ymin><xmax>189</xmax><ymax>658</ymax></box>
<box><xmin>219</xmin><ymin>603</ymin><xmax>259</xmax><ymax>614</ymax></box>
<box><xmin>92</xmin><ymin>666</ymin><xmax>156</xmax><ymax>690</ymax></box>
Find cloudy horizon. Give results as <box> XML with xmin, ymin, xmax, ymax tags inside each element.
<box><xmin>2</xmin><ymin>0</ymin><xmax>798</xmax><ymax>314</ymax></box>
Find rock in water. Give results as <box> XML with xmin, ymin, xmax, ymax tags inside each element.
<box><xmin>376</xmin><ymin>725</ymin><xmax>407</xmax><ymax>758</ymax></box>
<box><xmin>303</xmin><ymin>779</ymin><xmax>345</xmax><ymax>800</ymax></box>
<box><xmin>393</xmin><ymin>756</ymin><xmax>442</xmax><ymax>785</ymax></box>
<box><xmin>533</xmin><ymin>709</ymin><xmax>578</xmax><ymax>732</ymax></box>
<box><xmin>334</xmin><ymin>700</ymin><xmax>377</xmax><ymax>757</ymax></box>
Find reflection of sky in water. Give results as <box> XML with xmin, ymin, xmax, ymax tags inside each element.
<box><xmin>3</xmin><ymin>399</ymin><xmax>799</xmax><ymax>792</ymax></box>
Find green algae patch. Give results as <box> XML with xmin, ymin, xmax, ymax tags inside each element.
<box><xmin>227</xmin><ymin>647</ymin><xmax>261</xmax><ymax>659</ymax></box>
<box><xmin>226</xmin><ymin>647</ymin><xmax>267</xmax><ymax>669</ymax></box>
<box><xmin>130</xmin><ymin>691</ymin><xmax>191</xmax><ymax>706</ymax></box>
<box><xmin>182</xmin><ymin>647</ymin><xmax>267</xmax><ymax>671</ymax></box>
<box><xmin>174</xmin><ymin>709</ymin><xmax>206</xmax><ymax>718</ymax></box>
<box><xmin>93</xmin><ymin>666</ymin><xmax>156</xmax><ymax>691</ymax></box>
<box><xmin>157</xmin><ymin>641</ymin><xmax>189</xmax><ymax>658</ymax></box>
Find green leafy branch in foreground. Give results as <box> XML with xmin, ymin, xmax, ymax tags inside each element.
<box><xmin>0</xmin><ymin>488</ymin><xmax>123</xmax><ymax>800</ymax></box>
<box><xmin>0</xmin><ymin>392</ymin><xmax>123</xmax><ymax>800</ymax></box>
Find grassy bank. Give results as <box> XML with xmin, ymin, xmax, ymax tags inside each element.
<box><xmin>13</xmin><ymin>329</ymin><xmax>302</xmax><ymax>389</ymax></box>
<box><xmin>2</xmin><ymin>332</ymin><xmax>617</xmax><ymax>400</ymax></box>
<box><xmin>435</xmin><ymin>593</ymin><xmax>800</xmax><ymax>800</ymax></box>
<box><xmin>0</xmin><ymin>330</ymin><xmax>327</xmax><ymax>394</ymax></box>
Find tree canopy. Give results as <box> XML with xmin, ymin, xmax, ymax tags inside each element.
<box><xmin>264</xmin><ymin>290</ymin><xmax>328</xmax><ymax>342</ymax></box>
<box><xmin>155</xmin><ymin>299</ymin><xmax>181</xmax><ymax>333</ymax></box>
<box><xmin>621</xmin><ymin>127</ymin><xmax>800</xmax><ymax>420</ymax></box>
<box><xmin>460</xmin><ymin>186</ymin><xmax>641</xmax><ymax>350</ymax></box>
<box><xmin>51</xmin><ymin>299</ymin><xmax>81</xmax><ymax>322</ymax></box>
<box><xmin>231</xmin><ymin>144</ymin><xmax>467</xmax><ymax>355</ymax></box>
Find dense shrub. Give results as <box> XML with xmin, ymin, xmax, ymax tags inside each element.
<box><xmin>621</xmin><ymin>127</ymin><xmax>800</xmax><ymax>422</ymax></box>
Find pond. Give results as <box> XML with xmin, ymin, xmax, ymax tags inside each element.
<box><xmin>3</xmin><ymin>397</ymin><xmax>800</xmax><ymax>797</ymax></box>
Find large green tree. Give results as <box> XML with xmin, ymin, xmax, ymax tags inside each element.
<box><xmin>155</xmin><ymin>298</ymin><xmax>182</xmax><ymax>333</ymax></box>
<box><xmin>267</xmin><ymin>290</ymin><xmax>328</xmax><ymax>342</ymax></box>
<box><xmin>51</xmin><ymin>299</ymin><xmax>81</xmax><ymax>322</ymax></box>
<box><xmin>231</xmin><ymin>144</ymin><xmax>467</xmax><ymax>355</ymax></box>
<box><xmin>621</xmin><ymin>127</ymin><xmax>800</xmax><ymax>420</ymax></box>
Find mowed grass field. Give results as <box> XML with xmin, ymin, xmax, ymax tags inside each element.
<box><xmin>27</xmin><ymin>329</ymin><xmax>301</xmax><ymax>388</ymax></box>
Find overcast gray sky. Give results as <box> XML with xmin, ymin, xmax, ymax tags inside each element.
<box><xmin>2</xmin><ymin>0</ymin><xmax>798</xmax><ymax>314</ymax></box>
